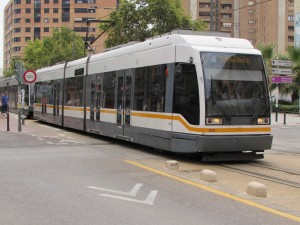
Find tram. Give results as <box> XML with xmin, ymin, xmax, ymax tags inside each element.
<box><xmin>0</xmin><ymin>76</ymin><xmax>33</xmax><ymax>118</ymax></box>
<box><xmin>34</xmin><ymin>31</ymin><xmax>273</xmax><ymax>161</ymax></box>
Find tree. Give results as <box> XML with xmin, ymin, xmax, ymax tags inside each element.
<box><xmin>259</xmin><ymin>43</ymin><xmax>300</xmax><ymax>103</ymax></box>
<box><xmin>101</xmin><ymin>0</ymin><xmax>207</xmax><ymax>48</ymax></box>
<box><xmin>3</xmin><ymin>59</ymin><xmax>18</xmax><ymax>77</ymax></box>
<box><xmin>281</xmin><ymin>46</ymin><xmax>300</xmax><ymax>102</ymax></box>
<box><xmin>24</xmin><ymin>26</ymin><xmax>85</xmax><ymax>70</ymax></box>
<box><xmin>257</xmin><ymin>43</ymin><xmax>275</xmax><ymax>85</ymax></box>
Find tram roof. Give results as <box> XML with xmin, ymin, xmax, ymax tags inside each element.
<box><xmin>0</xmin><ymin>76</ymin><xmax>18</xmax><ymax>87</ymax></box>
<box><xmin>89</xmin><ymin>33</ymin><xmax>255</xmax><ymax>63</ymax></box>
<box><xmin>37</xmin><ymin>62</ymin><xmax>67</xmax><ymax>74</ymax></box>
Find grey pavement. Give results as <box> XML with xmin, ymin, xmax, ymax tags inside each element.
<box><xmin>1</xmin><ymin>112</ymin><xmax>300</xmax><ymax>221</ymax></box>
<box><xmin>271</xmin><ymin>112</ymin><xmax>300</xmax><ymax>126</ymax></box>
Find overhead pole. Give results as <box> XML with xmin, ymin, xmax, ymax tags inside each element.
<box><xmin>84</xmin><ymin>19</ymin><xmax>114</xmax><ymax>55</ymax></box>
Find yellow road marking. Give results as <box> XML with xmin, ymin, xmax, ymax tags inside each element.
<box><xmin>125</xmin><ymin>160</ymin><xmax>300</xmax><ymax>223</ymax></box>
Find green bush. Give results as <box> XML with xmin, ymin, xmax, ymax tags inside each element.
<box><xmin>272</xmin><ymin>103</ymin><xmax>299</xmax><ymax>113</ymax></box>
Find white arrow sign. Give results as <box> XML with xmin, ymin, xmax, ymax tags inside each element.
<box><xmin>271</xmin><ymin>60</ymin><xmax>292</xmax><ymax>67</ymax></box>
<box><xmin>87</xmin><ymin>183</ymin><xmax>143</xmax><ymax>196</ymax></box>
<box><xmin>87</xmin><ymin>183</ymin><xmax>158</xmax><ymax>205</ymax></box>
<box><xmin>272</xmin><ymin>68</ymin><xmax>292</xmax><ymax>75</ymax></box>
<box><xmin>101</xmin><ymin>190</ymin><xmax>158</xmax><ymax>205</ymax></box>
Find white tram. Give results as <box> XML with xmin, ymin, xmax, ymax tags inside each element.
<box><xmin>34</xmin><ymin>31</ymin><xmax>273</xmax><ymax>161</ymax></box>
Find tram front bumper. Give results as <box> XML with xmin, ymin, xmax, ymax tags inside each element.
<box><xmin>197</xmin><ymin>134</ymin><xmax>273</xmax><ymax>153</ymax></box>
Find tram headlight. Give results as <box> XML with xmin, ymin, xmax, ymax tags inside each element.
<box><xmin>206</xmin><ymin>117</ymin><xmax>223</xmax><ymax>125</ymax></box>
<box><xmin>257</xmin><ymin>117</ymin><xmax>270</xmax><ymax>125</ymax></box>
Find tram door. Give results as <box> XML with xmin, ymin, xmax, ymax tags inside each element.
<box><xmin>116</xmin><ymin>69</ymin><xmax>133</xmax><ymax>138</ymax></box>
<box><xmin>52</xmin><ymin>81</ymin><xmax>60</xmax><ymax>117</ymax></box>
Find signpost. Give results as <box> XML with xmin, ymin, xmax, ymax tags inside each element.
<box><xmin>271</xmin><ymin>68</ymin><xmax>292</xmax><ymax>75</ymax></box>
<box><xmin>19</xmin><ymin>70</ymin><xmax>37</xmax><ymax>129</ymax></box>
<box><xmin>23</xmin><ymin>70</ymin><xmax>36</xmax><ymax>107</ymax></box>
<box><xmin>271</xmin><ymin>60</ymin><xmax>293</xmax><ymax>67</ymax></box>
<box><xmin>23</xmin><ymin>70</ymin><xmax>37</xmax><ymax>84</ymax></box>
<box><xmin>271</xmin><ymin>60</ymin><xmax>293</xmax><ymax>122</ymax></box>
<box><xmin>271</xmin><ymin>76</ymin><xmax>293</xmax><ymax>83</ymax></box>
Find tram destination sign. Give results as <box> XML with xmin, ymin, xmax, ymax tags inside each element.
<box><xmin>271</xmin><ymin>76</ymin><xmax>293</xmax><ymax>83</ymax></box>
<box><xmin>271</xmin><ymin>60</ymin><xmax>293</xmax><ymax>67</ymax></box>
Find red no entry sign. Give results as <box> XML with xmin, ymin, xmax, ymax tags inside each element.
<box><xmin>23</xmin><ymin>70</ymin><xmax>37</xmax><ymax>83</ymax></box>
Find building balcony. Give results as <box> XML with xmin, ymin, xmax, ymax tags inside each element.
<box><xmin>220</xmin><ymin>26</ymin><xmax>232</xmax><ymax>32</ymax></box>
<box><xmin>220</xmin><ymin>0</ymin><xmax>232</xmax><ymax>4</ymax></box>
<box><xmin>220</xmin><ymin>17</ymin><xmax>232</xmax><ymax>23</ymax></box>
<box><xmin>199</xmin><ymin>7</ymin><xmax>211</xmax><ymax>13</ymax></box>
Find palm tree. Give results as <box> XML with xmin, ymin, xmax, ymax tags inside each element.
<box><xmin>257</xmin><ymin>43</ymin><xmax>275</xmax><ymax>85</ymax></box>
<box><xmin>281</xmin><ymin>46</ymin><xmax>300</xmax><ymax>102</ymax></box>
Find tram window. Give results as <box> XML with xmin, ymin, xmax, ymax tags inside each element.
<box><xmin>87</xmin><ymin>74</ymin><xmax>102</xmax><ymax>121</ymax></box>
<box><xmin>75</xmin><ymin>68</ymin><xmax>84</xmax><ymax>76</ymax></box>
<box><xmin>173</xmin><ymin>63</ymin><xmax>200</xmax><ymax>125</ymax></box>
<box><xmin>65</xmin><ymin>76</ymin><xmax>84</xmax><ymax>106</ymax></box>
<box><xmin>134</xmin><ymin>64</ymin><xmax>166</xmax><ymax>112</ymax></box>
<box><xmin>35</xmin><ymin>83</ymin><xmax>43</xmax><ymax>103</ymax></box>
<box><xmin>103</xmin><ymin>71</ymin><xmax>116</xmax><ymax>109</ymax></box>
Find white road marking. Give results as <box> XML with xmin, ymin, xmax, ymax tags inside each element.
<box><xmin>38</xmin><ymin>124</ymin><xmax>60</xmax><ymax>131</ymax></box>
<box><xmin>87</xmin><ymin>183</ymin><xmax>143</xmax><ymax>196</ymax></box>
<box><xmin>59</xmin><ymin>139</ymin><xmax>86</xmax><ymax>144</ymax></box>
<box><xmin>100</xmin><ymin>190</ymin><xmax>158</xmax><ymax>205</ymax></box>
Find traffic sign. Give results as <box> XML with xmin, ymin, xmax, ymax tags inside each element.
<box><xmin>271</xmin><ymin>76</ymin><xmax>293</xmax><ymax>83</ymax></box>
<box><xmin>23</xmin><ymin>70</ymin><xmax>37</xmax><ymax>83</ymax></box>
<box><xmin>271</xmin><ymin>68</ymin><xmax>292</xmax><ymax>75</ymax></box>
<box><xmin>271</xmin><ymin>60</ymin><xmax>293</xmax><ymax>67</ymax></box>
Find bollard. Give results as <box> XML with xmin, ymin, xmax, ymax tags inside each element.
<box><xmin>6</xmin><ymin>112</ymin><xmax>9</xmax><ymax>131</ymax></box>
<box><xmin>275</xmin><ymin>107</ymin><xmax>278</xmax><ymax>122</ymax></box>
<box><xmin>22</xmin><ymin>108</ymin><xmax>25</xmax><ymax>125</ymax></box>
<box><xmin>283</xmin><ymin>111</ymin><xmax>286</xmax><ymax>125</ymax></box>
<box><xmin>18</xmin><ymin>109</ymin><xmax>22</xmax><ymax>132</ymax></box>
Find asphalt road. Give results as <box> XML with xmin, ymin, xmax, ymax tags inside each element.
<box><xmin>0</xmin><ymin>121</ymin><xmax>299</xmax><ymax>225</ymax></box>
<box><xmin>271</xmin><ymin>125</ymin><xmax>300</xmax><ymax>153</ymax></box>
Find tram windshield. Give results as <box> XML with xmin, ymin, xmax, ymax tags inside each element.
<box><xmin>201</xmin><ymin>52</ymin><xmax>270</xmax><ymax>124</ymax></box>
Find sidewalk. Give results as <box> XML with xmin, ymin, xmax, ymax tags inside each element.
<box><xmin>271</xmin><ymin>112</ymin><xmax>300</xmax><ymax>126</ymax></box>
<box><xmin>0</xmin><ymin>112</ymin><xmax>33</xmax><ymax>133</ymax></box>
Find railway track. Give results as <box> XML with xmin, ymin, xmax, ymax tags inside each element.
<box><xmin>219</xmin><ymin>163</ymin><xmax>300</xmax><ymax>189</ymax></box>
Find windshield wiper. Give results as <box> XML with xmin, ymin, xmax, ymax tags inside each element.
<box><xmin>215</xmin><ymin>98</ymin><xmax>231</xmax><ymax>124</ymax></box>
<box><xmin>210</xmin><ymin>78</ymin><xmax>231</xmax><ymax>124</ymax></box>
<box><xmin>251</xmin><ymin>96</ymin><xmax>268</xmax><ymax>121</ymax></box>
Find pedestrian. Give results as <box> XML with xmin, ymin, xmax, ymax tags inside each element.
<box><xmin>1</xmin><ymin>91</ymin><xmax>8</xmax><ymax>118</ymax></box>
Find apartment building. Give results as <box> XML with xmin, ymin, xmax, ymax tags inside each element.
<box><xmin>3</xmin><ymin>0</ymin><xmax>117</xmax><ymax>70</ymax></box>
<box><xmin>238</xmin><ymin>0</ymin><xmax>294</xmax><ymax>54</ymax></box>
<box><xmin>182</xmin><ymin>0</ymin><xmax>295</xmax><ymax>55</ymax></box>
<box><xmin>295</xmin><ymin>0</ymin><xmax>300</xmax><ymax>48</ymax></box>
<box><xmin>182</xmin><ymin>0</ymin><xmax>234</xmax><ymax>35</ymax></box>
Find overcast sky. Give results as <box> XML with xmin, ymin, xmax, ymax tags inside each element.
<box><xmin>1</xmin><ymin>0</ymin><xmax>11</xmax><ymax>68</ymax></box>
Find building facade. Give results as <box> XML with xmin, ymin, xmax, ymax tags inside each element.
<box><xmin>182</xmin><ymin>0</ymin><xmax>295</xmax><ymax>55</ymax></box>
<box><xmin>295</xmin><ymin>0</ymin><xmax>300</xmax><ymax>48</ymax></box>
<box><xmin>182</xmin><ymin>0</ymin><xmax>234</xmax><ymax>35</ymax></box>
<box><xmin>3</xmin><ymin>0</ymin><xmax>117</xmax><ymax>70</ymax></box>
